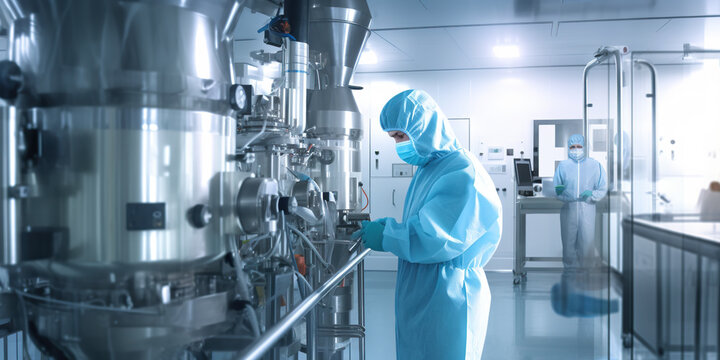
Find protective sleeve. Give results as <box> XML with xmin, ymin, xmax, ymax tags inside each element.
<box><xmin>380</xmin><ymin>168</ymin><xmax>500</xmax><ymax>264</ymax></box>
<box><xmin>591</xmin><ymin>162</ymin><xmax>608</xmax><ymax>202</ymax></box>
<box><xmin>553</xmin><ymin>164</ymin><xmax>576</xmax><ymax>202</ymax></box>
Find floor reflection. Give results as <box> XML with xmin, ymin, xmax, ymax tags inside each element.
<box><xmin>365</xmin><ymin>270</ymin><xmax>626</xmax><ymax>360</ymax></box>
<box><xmin>551</xmin><ymin>270</ymin><xmax>619</xmax><ymax>318</ymax></box>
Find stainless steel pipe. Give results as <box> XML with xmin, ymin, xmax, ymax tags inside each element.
<box><xmin>583</xmin><ymin>47</ymin><xmax>622</xmax><ymax>191</ymax></box>
<box><xmin>634</xmin><ymin>59</ymin><xmax>657</xmax><ymax>213</ymax></box>
<box><xmin>239</xmin><ymin>248</ymin><xmax>371</xmax><ymax>360</ymax></box>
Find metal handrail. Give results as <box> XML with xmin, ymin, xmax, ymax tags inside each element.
<box><xmin>239</xmin><ymin>248</ymin><xmax>372</xmax><ymax>360</ymax></box>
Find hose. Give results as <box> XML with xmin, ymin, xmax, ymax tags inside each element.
<box><xmin>287</xmin><ymin>225</ymin><xmax>332</xmax><ymax>270</ymax></box>
<box><xmin>361</xmin><ymin>186</ymin><xmax>369</xmax><ymax>211</ymax></box>
<box><xmin>294</xmin><ymin>270</ymin><xmax>313</xmax><ymax>292</ymax></box>
<box><xmin>228</xmin><ymin>236</ymin><xmax>261</xmax><ymax>337</ymax></box>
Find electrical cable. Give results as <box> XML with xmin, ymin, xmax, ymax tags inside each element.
<box><xmin>361</xmin><ymin>186</ymin><xmax>369</xmax><ymax>211</ymax></box>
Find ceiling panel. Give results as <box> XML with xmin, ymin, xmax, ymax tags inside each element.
<box><xmin>445</xmin><ymin>23</ymin><xmax>553</xmax><ymax>60</ymax></box>
<box><xmin>657</xmin><ymin>17</ymin><xmax>720</xmax><ymax>49</ymax></box>
<box><xmin>363</xmin><ymin>32</ymin><xmax>412</xmax><ymax>62</ymax></box>
<box><xmin>366</xmin><ymin>0</ymin><xmax>720</xmax><ymax>30</ymax></box>
<box><xmin>371</xmin><ymin>28</ymin><xmax>469</xmax><ymax>68</ymax></box>
<box><xmin>230</xmin><ymin>1</ymin><xmax>720</xmax><ymax>72</ymax></box>
<box><xmin>556</xmin><ymin>18</ymin><xmax>708</xmax><ymax>54</ymax></box>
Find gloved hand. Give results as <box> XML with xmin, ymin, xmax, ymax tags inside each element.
<box><xmin>580</xmin><ymin>190</ymin><xmax>593</xmax><ymax>202</ymax></box>
<box><xmin>351</xmin><ymin>218</ymin><xmax>389</xmax><ymax>239</ymax></box>
<box><xmin>555</xmin><ymin>185</ymin><xmax>566</xmax><ymax>196</ymax></box>
<box><xmin>351</xmin><ymin>220</ymin><xmax>386</xmax><ymax>251</ymax></box>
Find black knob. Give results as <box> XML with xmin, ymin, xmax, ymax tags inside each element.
<box><xmin>189</xmin><ymin>204</ymin><xmax>212</xmax><ymax>228</ymax></box>
<box><xmin>279</xmin><ymin>196</ymin><xmax>298</xmax><ymax>215</ymax></box>
<box><xmin>0</xmin><ymin>60</ymin><xmax>22</xmax><ymax>100</ymax></box>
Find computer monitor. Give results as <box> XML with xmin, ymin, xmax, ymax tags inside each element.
<box><xmin>514</xmin><ymin>158</ymin><xmax>534</xmax><ymax>195</ymax></box>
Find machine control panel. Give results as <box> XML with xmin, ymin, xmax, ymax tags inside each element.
<box><xmin>126</xmin><ymin>203</ymin><xmax>166</xmax><ymax>230</ymax></box>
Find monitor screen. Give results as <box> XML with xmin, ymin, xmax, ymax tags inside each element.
<box><xmin>516</xmin><ymin>162</ymin><xmax>533</xmax><ymax>186</ymax></box>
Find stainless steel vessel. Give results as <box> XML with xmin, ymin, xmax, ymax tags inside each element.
<box><xmin>0</xmin><ymin>0</ymin><xmax>244</xmax><ymax>265</ymax></box>
<box><xmin>0</xmin><ymin>1</ymin><xmax>273</xmax><ymax>358</ymax></box>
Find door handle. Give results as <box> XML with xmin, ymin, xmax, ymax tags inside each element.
<box><xmin>392</xmin><ymin>189</ymin><xmax>396</xmax><ymax>207</ymax></box>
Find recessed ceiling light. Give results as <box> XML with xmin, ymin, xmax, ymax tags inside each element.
<box><xmin>493</xmin><ymin>45</ymin><xmax>520</xmax><ymax>58</ymax></box>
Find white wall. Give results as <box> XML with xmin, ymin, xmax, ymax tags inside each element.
<box><xmin>353</xmin><ymin>66</ymin><xmax>616</xmax><ymax>270</ymax></box>
<box><xmin>354</xmin><ymin>60</ymin><xmax>720</xmax><ymax>271</ymax></box>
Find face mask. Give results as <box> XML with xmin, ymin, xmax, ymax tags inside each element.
<box><xmin>569</xmin><ymin>148</ymin><xmax>584</xmax><ymax>161</ymax></box>
<box><xmin>396</xmin><ymin>141</ymin><xmax>426</xmax><ymax>166</ymax></box>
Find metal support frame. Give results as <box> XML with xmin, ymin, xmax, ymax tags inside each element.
<box><xmin>240</xmin><ymin>248</ymin><xmax>371</xmax><ymax>360</ymax></box>
<box><xmin>632</xmin><ymin>59</ymin><xmax>657</xmax><ymax>213</ymax></box>
<box><xmin>583</xmin><ymin>47</ymin><xmax>622</xmax><ymax>193</ymax></box>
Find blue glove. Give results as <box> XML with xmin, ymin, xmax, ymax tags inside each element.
<box><xmin>580</xmin><ymin>190</ymin><xmax>593</xmax><ymax>201</ymax></box>
<box><xmin>555</xmin><ymin>185</ymin><xmax>566</xmax><ymax>196</ymax></box>
<box><xmin>351</xmin><ymin>218</ymin><xmax>389</xmax><ymax>239</ymax></box>
<box><xmin>351</xmin><ymin>220</ymin><xmax>386</xmax><ymax>251</ymax></box>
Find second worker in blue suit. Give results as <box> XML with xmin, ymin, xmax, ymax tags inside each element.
<box><xmin>353</xmin><ymin>89</ymin><xmax>502</xmax><ymax>359</ymax></box>
<box><xmin>553</xmin><ymin>134</ymin><xmax>608</xmax><ymax>270</ymax></box>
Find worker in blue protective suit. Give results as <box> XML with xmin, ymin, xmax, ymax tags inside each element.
<box><xmin>352</xmin><ymin>89</ymin><xmax>502</xmax><ymax>360</ymax></box>
<box><xmin>553</xmin><ymin>134</ymin><xmax>608</xmax><ymax>270</ymax></box>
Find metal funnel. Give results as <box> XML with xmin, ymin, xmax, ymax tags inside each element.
<box><xmin>308</xmin><ymin>0</ymin><xmax>372</xmax><ymax>88</ymax></box>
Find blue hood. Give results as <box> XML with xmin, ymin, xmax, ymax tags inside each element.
<box><xmin>379</xmin><ymin>89</ymin><xmax>461</xmax><ymax>164</ymax></box>
<box><xmin>568</xmin><ymin>134</ymin><xmax>585</xmax><ymax>148</ymax></box>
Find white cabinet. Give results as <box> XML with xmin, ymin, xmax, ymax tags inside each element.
<box><xmin>369</xmin><ymin>177</ymin><xmax>412</xmax><ymax>222</ymax></box>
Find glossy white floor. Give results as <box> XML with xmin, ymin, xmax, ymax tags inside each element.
<box><xmin>364</xmin><ymin>270</ymin><xmax>632</xmax><ymax>360</ymax></box>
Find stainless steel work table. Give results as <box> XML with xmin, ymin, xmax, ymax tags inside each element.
<box><xmin>514</xmin><ymin>195</ymin><xmax>608</xmax><ymax>285</ymax></box>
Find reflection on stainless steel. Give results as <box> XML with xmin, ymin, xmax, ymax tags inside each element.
<box><xmin>282</xmin><ymin>38</ymin><xmax>309</xmax><ymax>135</ymax></box>
<box><xmin>0</xmin><ymin>0</ymin><xmax>372</xmax><ymax>358</ymax></box>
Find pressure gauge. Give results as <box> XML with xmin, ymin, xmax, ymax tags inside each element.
<box><xmin>229</xmin><ymin>84</ymin><xmax>253</xmax><ymax>115</ymax></box>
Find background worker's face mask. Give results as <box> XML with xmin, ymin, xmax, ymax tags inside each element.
<box><xmin>396</xmin><ymin>141</ymin><xmax>426</xmax><ymax>166</ymax></box>
<box><xmin>569</xmin><ymin>148</ymin><xmax>585</xmax><ymax>161</ymax></box>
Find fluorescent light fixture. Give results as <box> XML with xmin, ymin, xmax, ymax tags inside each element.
<box><xmin>493</xmin><ymin>45</ymin><xmax>520</xmax><ymax>58</ymax></box>
<box><xmin>359</xmin><ymin>49</ymin><xmax>378</xmax><ymax>65</ymax></box>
